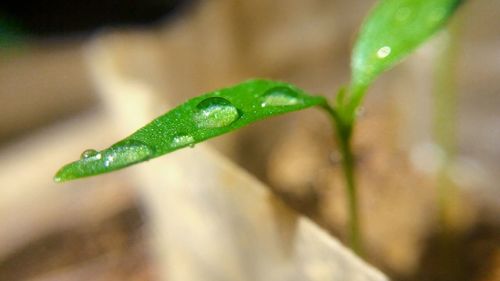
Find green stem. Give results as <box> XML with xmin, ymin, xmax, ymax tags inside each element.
<box><xmin>320</xmin><ymin>102</ymin><xmax>363</xmax><ymax>255</ymax></box>
<box><xmin>338</xmin><ymin>122</ymin><xmax>362</xmax><ymax>255</ymax></box>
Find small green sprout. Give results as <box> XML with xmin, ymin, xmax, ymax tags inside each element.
<box><xmin>55</xmin><ymin>0</ymin><xmax>462</xmax><ymax>256</ymax></box>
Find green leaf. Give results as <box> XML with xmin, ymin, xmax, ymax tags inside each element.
<box><xmin>55</xmin><ymin>79</ymin><xmax>326</xmax><ymax>182</ymax></box>
<box><xmin>350</xmin><ymin>0</ymin><xmax>462</xmax><ymax>96</ymax></box>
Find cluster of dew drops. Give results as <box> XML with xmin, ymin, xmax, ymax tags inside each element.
<box><xmin>78</xmin><ymin>86</ymin><xmax>303</xmax><ymax>167</ymax></box>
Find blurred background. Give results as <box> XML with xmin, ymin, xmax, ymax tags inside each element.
<box><xmin>0</xmin><ymin>0</ymin><xmax>499</xmax><ymax>280</ymax></box>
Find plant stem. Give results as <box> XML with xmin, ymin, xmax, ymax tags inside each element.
<box><xmin>320</xmin><ymin>102</ymin><xmax>363</xmax><ymax>256</ymax></box>
<box><xmin>338</xmin><ymin>122</ymin><xmax>363</xmax><ymax>255</ymax></box>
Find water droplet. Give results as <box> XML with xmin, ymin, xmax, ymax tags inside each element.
<box><xmin>103</xmin><ymin>140</ymin><xmax>155</xmax><ymax>168</ymax></box>
<box><xmin>194</xmin><ymin>97</ymin><xmax>240</xmax><ymax>129</ymax></box>
<box><xmin>80</xmin><ymin>149</ymin><xmax>99</xmax><ymax>159</ymax></box>
<box><xmin>261</xmin><ymin>86</ymin><xmax>302</xmax><ymax>107</ymax></box>
<box><xmin>172</xmin><ymin>134</ymin><xmax>195</xmax><ymax>148</ymax></box>
<box><xmin>55</xmin><ymin>140</ymin><xmax>154</xmax><ymax>182</ymax></box>
<box><xmin>104</xmin><ymin>155</ymin><xmax>115</xmax><ymax>167</ymax></box>
<box><xmin>395</xmin><ymin>7</ymin><xmax>411</xmax><ymax>22</ymax></box>
<box><xmin>376</xmin><ymin>46</ymin><xmax>391</xmax><ymax>59</ymax></box>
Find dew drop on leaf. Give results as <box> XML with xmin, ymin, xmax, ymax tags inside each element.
<box><xmin>55</xmin><ymin>140</ymin><xmax>154</xmax><ymax>182</ymax></box>
<box><xmin>260</xmin><ymin>86</ymin><xmax>302</xmax><ymax>107</ymax></box>
<box><xmin>80</xmin><ymin>149</ymin><xmax>99</xmax><ymax>159</ymax></box>
<box><xmin>376</xmin><ymin>46</ymin><xmax>391</xmax><ymax>58</ymax></box>
<box><xmin>103</xmin><ymin>140</ymin><xmax>154</xmax><ymax>168</ymax></box>
<box><xmin>194</xmin><ymin>97</ymin><xmax>240</xmax><ymax>129</ymax></box>
<box><xmin>172</xmin><ymin>134</ymin><xmax>195</xmax><ymax>148</ymax></box>
<box><xmin>104</xmin><ymin>154</ymin><xmax>114</xmax><ymax>167</ymax></box>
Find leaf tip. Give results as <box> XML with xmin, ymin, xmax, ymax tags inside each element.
<box><xmin>53</xmin><ymin>166</ymin><xmax>73</xmax><ymax>183</ymax></box>
<box><xmin>53</xmin><ymin>176</ymin><xmax>64</xmax><ymax>183</ymax></box>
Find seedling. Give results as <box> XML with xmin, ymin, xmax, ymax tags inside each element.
<box><xmin>55</xmin><ymin>0</ymin><xmax>462</xmax><ymax>255</ymax></box>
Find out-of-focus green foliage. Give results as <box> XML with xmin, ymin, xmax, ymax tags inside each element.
<box><xmin>346</xmin><ymin>0</ymin><xmax>462</xmax><ymax>116</ymax></box>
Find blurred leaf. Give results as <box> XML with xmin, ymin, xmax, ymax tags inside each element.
<box><xmin>350</xmin><ymin>0</ymin><xmax>462</xmax><ymax>94</ymax></box>
<box><xmin>55</xmin><ymin>79</ymin><xmax>326</xmax><ymax>182</ymax></box>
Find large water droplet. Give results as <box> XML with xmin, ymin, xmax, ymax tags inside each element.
<box><xmin>260</xmin><ymin>87</ymin><xmax>302</xmax><ymax>107</ymax></box>
<box><xmin>194</xmin><ymin>97</ymin><xmax>240</xmax><ymax>129</ymax></box>
<box><xmin>172</xmin><ymin>134</ymin><xmax>195</xmax><ymax>148</ymax></box>
<box><xmin>80</xmin><ymin>149</ymin><xmax>99</xmax><ymax>159</ymax></box>
<box><xmin>376</xmin><ymin>46</ymin><xmax>391</xmax><ymax>59</ymax></box>
<box><xmin>55</xmin><ymin>140</ymin><xmax>154</xmax><ymax>182</ymax></box>
<box><xmin>104</xmin><ymin>154</ymin><xmax>115</xmax><ymax>167</ymax></box>
<box><xmin>103</xmin><ymin>140</ymin><xmax>155</xmax><ymax>168</ymax></box>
